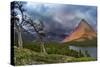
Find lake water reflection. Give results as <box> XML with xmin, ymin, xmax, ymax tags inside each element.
<box><xmin>69</xmin><ymin>45</ymin><xmax>97</xmax><ymax>58</ymax></box>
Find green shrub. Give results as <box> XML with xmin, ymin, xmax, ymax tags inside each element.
<box><xmin>14</xmin><ymin>47</ymin><xmax>68</xmax><ymax>65</ymax></box>
<box><xmin>14</xmin><ymin>47</ymin><xmax>35</xmax><ymax>65</ymax></box>
<box><xmin>14</xmin><ymin>47</ymin><xmax>96</xmax><ymax>65</ymax></box>
<box><xmin>67</xmin><ymin>57</ymin><xmax>96</xmax><ymax>62</ymax></box>
<box><xmin>23</xmin><ymin>41</ymin><xmax>84</xmax><ymax>58</ymax></box>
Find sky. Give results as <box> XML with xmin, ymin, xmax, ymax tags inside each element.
<box><xmin>23</xmin><ymin>2</ymin><xmax>97</xmax><ymax>32</ymax></box>
<box><xmin>13</xmin><ymin>2</ymin><xmax>97</xmax><ymax>40</ymax></box>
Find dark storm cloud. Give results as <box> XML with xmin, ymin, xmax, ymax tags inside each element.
<box><xmin>23</xmin><ymin>2</ymin><xmax>97</xmax><ymax>35</ymax></box>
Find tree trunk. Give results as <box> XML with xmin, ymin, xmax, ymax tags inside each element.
<box><xmin>30</xmin><ymin>22</ymin><xmax>47</xmax><ymax>54</ymax></box>
<box><xmin>18</xmin><ymin>26</ymin><xmax>23</xmax><ymax>48</ymax></box>
<box><xmin>40</xmin><ymin>40</ymin><xmax>47</xmax><ymax>55</ymax></box>
<box><xmin>17</xmin><ymin>10</ymin><xmax>23</xmax><ymax>48</ymax></box>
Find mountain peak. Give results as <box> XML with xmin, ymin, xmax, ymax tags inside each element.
<box><xmin>74</xmin><ymin>19</ymin><xmax>95</xmax><ymax>32</ymax></box>
<box><xmin>79</xmin><ymin>19</ymin><xmax>88</xmax><ymax>26</ymax></box>
<box><xmin>62</xmin><ymin>19</ymin><xmax>96</xmax><ymax>43</ymax></box>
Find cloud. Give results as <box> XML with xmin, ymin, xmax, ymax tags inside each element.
<box><xmin>23</xmin><ymin>2</ymin><xmax>97</xmax><ymax>34</ymax></box>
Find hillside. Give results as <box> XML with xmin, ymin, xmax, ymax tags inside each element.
<box><xmin>14</xmin><ymin>42</ymin><xmax>96</xmax><ymax>65</ymax></box>
<box><xmin>62</xmin><ymin>19</ymin><xmax>97</xmax><ymax>43</ymax></box>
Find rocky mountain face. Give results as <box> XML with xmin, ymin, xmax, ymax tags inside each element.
<box><xmin>62</xmin><ymin>19</ymin><xmax>96</xmax><ymax>43</ymax></box>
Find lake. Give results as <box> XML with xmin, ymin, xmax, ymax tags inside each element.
<box><xmin>69</xmin><ymin>45</ymin><xmax>97</xmax><ymax>58</ymax></box>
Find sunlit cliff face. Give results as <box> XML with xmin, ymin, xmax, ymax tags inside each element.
<box><xmin>62</xmin><ymin>19</ymin><xmax>96</xmax><ymax>43</ymax></box>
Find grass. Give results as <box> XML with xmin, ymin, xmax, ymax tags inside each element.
<box><xmin>14</xmin><ymin>47</ymin><xmax>96</xmax><ymax>66</ymax></box>
<box><xmin>23</xmin><ymin>41</ymin><xmax>84</xmax><ymax>58</ymax></box>
<box><xmin>67</xmin><ymin>57</ymin><xmax>96</xmax><ymax>62</ymax></box>
<box><xmin>14</xmin><ymin>47</ymin><xmax>69</xmax><ymax>65</ymax></box>
<box><xmin>14</xmin><ymin>47</ymin><xmax>35</xmax><ymax>65</ymax></box>
<box><xmin>14</xmin><ymin>40</ymin><xmax>97</xmax><ymax>65</ymax></box>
